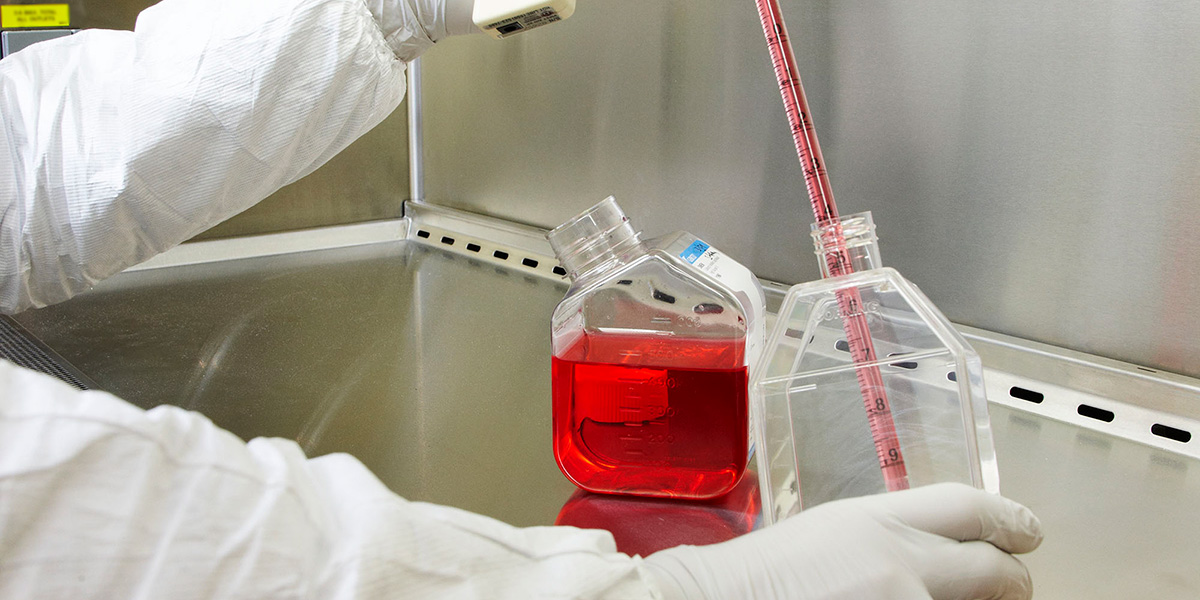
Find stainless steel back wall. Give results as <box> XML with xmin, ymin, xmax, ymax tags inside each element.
<box><xmin>420</xmin><ymin>0</ymin><xmax>1200</xmax><ymax>379</ymax></box>
<box><xmin>0</xmin><ymin>0</ymin><xmax>410</xmax><ymax>239</ymax></box>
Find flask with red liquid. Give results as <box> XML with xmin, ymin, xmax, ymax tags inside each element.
<box><xmin>547</xmin><ymin>197</ymin><xmax>766</xmax><ymax>499</ymax></box>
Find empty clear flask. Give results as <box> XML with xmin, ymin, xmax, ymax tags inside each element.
<box><xmin>752</xmin><ymin>212</ymin><xmax>999</xmax><ymax>524</ymax></box>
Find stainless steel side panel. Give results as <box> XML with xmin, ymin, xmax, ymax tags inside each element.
<box><xmin>419</xmin><ymin>0</ymin><xmax>1200</xmax><ymax>379</ymax></box>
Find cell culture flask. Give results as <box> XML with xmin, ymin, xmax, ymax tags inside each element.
<box><xmin>752</xmin><ymin>212</ymin><xmax>999</xmax><ymax>524</ymax></box>
<box><xmin>548</xmin><ymin>197</ymin><xmax>766</xmax><ymax>499</ymax></box>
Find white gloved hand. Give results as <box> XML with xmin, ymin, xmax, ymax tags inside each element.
<box><xmin>644</xmin><ymin>483</ymin><xmax>1044</xmax><ymax>600</ymax></box>
<box><xmin>441</xmin><ymin>0</ymin><xmax>481</xmax><ymax>37</ymax></box>
<box><xmin>366</xmin><ymin>0</ymin><xmax>480</xmax><ymax>60</ymax></box>
<box><xmin>405</xmin><ymin>0</ymin><xmax>479</xmax><ymax>39</ymax></box>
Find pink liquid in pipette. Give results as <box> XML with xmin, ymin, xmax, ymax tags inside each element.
<box><xmin>753</xmin><ymin>0</ymin><xmax>909</xmax><ymax>491</ymax></box>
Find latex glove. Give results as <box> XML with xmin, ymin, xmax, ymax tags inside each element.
<box><xmin>366</xmin><ymin>0</ymin><xmax>480</xmax><ymax>60</ymax></box>
<box><xmin>442</xmin><ymin>0</ymin><xmax>482</xmax><ymax>37</ymax></box>
<box><xmin>644</xmin><ymin>483</ymin><xmax>1043</xmax><ymax>600</ymax></box>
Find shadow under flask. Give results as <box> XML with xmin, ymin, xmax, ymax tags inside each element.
<box><xmin>548</xmin><ymin>197</ymin><xmax>766</xmax><ymax>499</ymax></box>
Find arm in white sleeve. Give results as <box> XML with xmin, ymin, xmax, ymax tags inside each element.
<box><xmin>0</xmin><ymin>360</ymin><xmax>663</xmax><ymax>599</ymax></box>
<box><xmin>0</xmin><ymin>0</ymin><xmax>475</xmax><ymax>314</ymax></box>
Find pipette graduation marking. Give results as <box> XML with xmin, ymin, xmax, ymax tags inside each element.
<box><xmin>753</xmin><ymin>0</ymin><xmax>909</xmax><ymax>492</ymax></box>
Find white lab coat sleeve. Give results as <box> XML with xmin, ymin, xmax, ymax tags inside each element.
<box><xmin>0</xmin><ymin>0</ymin><xmax>431</xmax><ymax>315</ymax></box>
<box><xmin>0</xmin><ymin>359</ymin><xmax>665</xmax><ymax>599</ymax></box>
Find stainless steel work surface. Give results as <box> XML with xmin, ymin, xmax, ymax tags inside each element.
<box><xmin>11</xmin><ymin>233</ymin><xmax>1200</xmax><ymax>596</ymax></box>
<box><xmin>12</xmin><ymin>241</ymin><xmax>578</xmax><ymax>528</ymax></box>
<box><xmin>991</xmin><ymin>404</ymin><xmax>1199</xmax><ymax>597</ymax></box>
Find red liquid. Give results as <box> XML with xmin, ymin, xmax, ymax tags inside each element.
<box><xmin>552</xmin><ymin>332</ymin><xmax>748</xmax><ymax>499</ymax></box>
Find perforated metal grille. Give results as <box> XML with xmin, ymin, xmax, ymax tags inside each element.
<box><xmin>0</xmin><ymin>316</ymin><xmax>90</xmax><ymax>390</ymax></box>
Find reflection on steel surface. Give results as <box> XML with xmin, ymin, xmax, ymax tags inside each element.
<box><xmin>556</xmin><ymin>474</ymin><xmax>760</xmax><ymax>557</ymax></box>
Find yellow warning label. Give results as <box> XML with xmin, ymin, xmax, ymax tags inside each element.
<box><xmin>1</xmin><ymin>4</ymin><xmax>71</xmax><ymax>29</ymax></box>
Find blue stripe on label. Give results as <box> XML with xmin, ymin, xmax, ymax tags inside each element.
<box><xmin>680</xmin><ymin>240</ymin><xmax>710</xmax><ymax>264</ymax></box>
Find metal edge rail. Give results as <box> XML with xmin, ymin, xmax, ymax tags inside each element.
<box><xmin>393</xmin><ymin>202</ymin><xmax>1200</xmax><ymax>460</ymax></box>
<box><xmin>126</xmin><ymin>219</ymin><xmax>411</xmax><ymax>272</ymax></box>
<box><xmin>138</xmin><ymin>201</ymin><xmax>1200</xmax><ymax>460</ymax></box>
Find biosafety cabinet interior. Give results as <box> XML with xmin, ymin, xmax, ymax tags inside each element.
<box><xmin>10</xmin><ymin>201</ymin><xmax>1200</xmax><ymax>598</ymax></box>
<box><xmin>5</xmin><ymin>1</ymin><xmax>1200</xmax><ymax>597</ymax></box>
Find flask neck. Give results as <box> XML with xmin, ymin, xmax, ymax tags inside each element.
<box><xmin>811</xmin><ymin>211</ymin><xmax>882</xmax><ymax>278</ymax></box>
<box><xmin>548</xmin><ymin>197</ymin><xmax>645</xmax><ymax>283</ymax></box>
